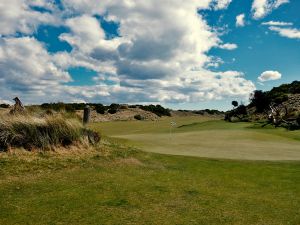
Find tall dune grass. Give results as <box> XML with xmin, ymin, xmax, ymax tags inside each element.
<box><xmin>0</xmin><ymin>114</ymin><xmax>87</xmax><ymax>151</ymax></box>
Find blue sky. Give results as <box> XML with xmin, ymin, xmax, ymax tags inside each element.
<box><xmin>0</xmin><ymin>0</ymin><xmax>299</xmax><ymax>110</ymax></box>
<box><xmin>206</xmin><ymin>0</ymin><xmax>300</xmax><ymax>87</ymax></box>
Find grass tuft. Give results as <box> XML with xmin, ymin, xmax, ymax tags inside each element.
<box><xmin>0</xmin><ymin>114</ymin><xmax>95</xmax><ymax>151</ymax></box>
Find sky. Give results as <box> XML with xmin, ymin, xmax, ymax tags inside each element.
<box><xmin>0</xmin><ymin>0</ymin><xmax>299</xmax><ymax>110</ymax></box>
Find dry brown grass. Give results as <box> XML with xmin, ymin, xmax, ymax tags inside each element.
<box><xmin>0</xmin><ymin>113</ymin><xmax>94</xmax><ymax>151</ymax></box>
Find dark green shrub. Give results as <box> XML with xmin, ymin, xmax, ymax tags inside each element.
<box><xmin>107</xmin><ymin>103</ymin><xmax>120</xmax><ymax>114</ymax></box>
<box><xmin>290</xmin><ymin>81</ymin><xmax>300</xmax><ymax>94</ymax></box>
<box><xmin>134</xmin><ymin>114</ymin><xmax>143</xmax><ymax>120</ymax></box>
<box><xmin>225</xmin><ymin>104</ymin><xmax>247</xmax><ymax>122</ymax></box>
<box><xmin>110</xmin><ymin>103</ymin><xmax>120</xmax><ymax>110</ymax></box>
<box><xmin>235</xmin><ymin>105</ymin><xmax>247</xmax><ymax>115</ymax></box>
<box><xmin>95</xmin><ymin>104</ymin><xmax>106</xmax><ymax>114</ymax></box>
<box><xmin>140</xmin><ymin>105</ymin><xmax>171</xmax><ymax>117</ymax></box>
<box><xmin>40</xmin><ymin>103</ymin><xmax>88</xmax><ymax>112</ymax></box>
<box><xmin>297</xmin><ymin>115</ymin><xmax>300</xmax><ymax>125</ymax></box>
<box><xmin>250</xmin><ymin>90</ymin><xmax>270</xmax><ymax>113</ymax></box>
<box><xmin>108</xmin><ymin>108</ymin><xmax>117</xmax><ymax>114</ymax></box>
<box><xmin>0</xmin><ymin>104</ymin><xmax>10</xmax><ymax>108</ymax></box>
<box><xmin>120</xmin><ymin>105</ymin><xmax>128</xmax><ymax>109</ymax></box>
<box><xmin>65</xmin><ymin>104</ymin><xmax>76</xmax><ymax>112</ymax></box>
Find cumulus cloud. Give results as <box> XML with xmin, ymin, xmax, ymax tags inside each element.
<box><xmin>269</xmin><ymin>26</ymin><xmax>300</xmax><ymax>39</ymax></box>
<box><xmin>59</xmin><ymin>15</ymin><xmax>106</xmax><ymax>53</ymax></box>
<box><xmin>219</xmin><ymin>43</ymin><xmax>238</xmax><ymax>50</ymax></box>
<box><xmin>262</xmin><ymin>21</ymin><xmax>293</xmax><ymax>26</ymax></box>
<box><xmin>0</xmin><ymin>37</ymin><xmax>72</xmax><ymax>102</ymax></box>
<box><xmin>0</xmin><ymin>0</ymin><xmax>60</xmax><ymax>36</ymax></box>
<box><xmin>236</xmin><ymin>14</ymin><xmax>246</xmax><ymax>27</ymax></box>
<box><xmin>251</xmin><ymin>0</ymin><xmax>289</xmax><ymax>19</ymax></box>
<box><xmin>0</xmin><ymin>0</ymin><xmax>256</xmax><ymax>105</ymax></box>
<box><xmin>258</xmin><ymin>70</ymin><xmax>282</xmax><ymax>82</ymax></box>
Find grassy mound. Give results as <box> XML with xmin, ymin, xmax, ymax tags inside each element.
<box><xmin>0</xmin><ymin>114</ymin><xmax>96</xmax><ymax>151</ymax></box>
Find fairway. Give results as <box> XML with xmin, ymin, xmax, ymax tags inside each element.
<box><xmin>92</xmin><ymin>117</ymin><xmax>300</xmax><ymax>161</ymax></box>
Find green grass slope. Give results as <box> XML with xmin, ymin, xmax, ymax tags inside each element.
<box><xmin>1</xmin><ymin>116</ymin><xmax>299</xmax><ymax>224</ymax></box>
<box><xmin>92</xmin><ymin>117</ymin><xmax>300</xmax><ymax>161</ymax></box>
<box><xmin>0</xmin><ymin>148</ymin><xmax>299</xmax><ymax>225</ymax></box>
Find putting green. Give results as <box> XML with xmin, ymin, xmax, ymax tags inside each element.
<box><xmin>92</xmin><ymin>117</ymin><xmax>300</xmax><ymax>161</ymax></box>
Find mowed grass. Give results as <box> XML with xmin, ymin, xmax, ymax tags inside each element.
<box><xmin>0</xmin><ymin>149</ymin><xmax>299</xmax><ymax>225</ymax></box>
<box><xmin>91</xmin><ymin>117</ymin><xmax>300</xmax><ymax>161</ymax></box>
<box><xmin>0</xmin><ymin>116</ymin><xmax>299</xmax><ymax>224</ymax></box>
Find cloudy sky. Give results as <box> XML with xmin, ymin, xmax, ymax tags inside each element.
<box><xmin>0</xmin><ymin>0</ymin><xmax>299</xmax><ymax>109</ymax></box>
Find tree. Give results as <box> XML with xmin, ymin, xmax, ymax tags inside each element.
<box><xmin>231</xmin><ymin>101</ymin><xmax>238</xmax><ymax>108</ymax></box>
<box><xmin>250</xmin><ymin>90</ymin><xmax>270</xmax><ymax>113</ymax></box>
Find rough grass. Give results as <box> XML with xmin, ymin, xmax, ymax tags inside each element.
<box><xmin>0</xmin><ymin>114</ymin><xmax>85</xmax><ymax>151</ymax></box>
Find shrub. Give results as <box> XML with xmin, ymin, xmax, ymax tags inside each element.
<box><xmin>235</xmin><ymin>105</ymin><xmax>247</xmax><ymax>115</ymax></box>
<box><xmin>107</xmin><ymin>103</ymin><xmax>120</xmax><ymax>114</ymax></box>
<box><xmin>65</xmin><ymin>104</ymin><xmax>76</xmax><ymax>112</ymax></box>
<box><xmin>290</xmin><ymin>81</ymin><xmax>300</xmax><ymax>94</ymax></box>
<box><xmin>40</xmin><ymin>103</ymin><xmax>88</xmax><ymax>112</ymax></box>
<box><xmin>140</xmin><ymin>105</ymin><xmax>171</xmax><ymax>117</ymax></box>
<box><xmin>109</xmin><ymin>103</ymin><xmax>120</xmax><ymax>110</ymax></box>
<box><xmin>225</xmin><ymin>104</ymin><xmax>247</xmax><ymax>122</ymax></box>
<box><xmin>134</xmin><ymin>114</ymin><xmax>143</xmax><ymax>120</ymax></box>
<box><xmin>95</xmin><ymin>104</ymin><xmax>106</xmax><ymax>114</ymax></box>
<box><xmin>297</xmin><ymin>115</ymin><xmax>300</xmax><ymax>125</ymax></box>
<box><xmin>41</xmin><ymin>102</ymin><xmax>66</xmax><ymax>111</ymax></box>
<box><xmin>119</xmin><ymin>105</ymin><xmax>128</xmax><ymax>109</ymax></box>
<box><xmin>250</xmin><ymin>90</ymin><xmax>270</xmax><ymax>113</ymax></box>
<box><xmin>0</xmin><ymin>104</ymin><xmax>10</xmax><ymax>108</ymax></box>
<box><xmin>108</xmin><ymin>108</ymin><xmax>117</xmax><ymax>114</ymax></box>
<box><xmin>0</xmin><ymin>115</ymin><xmax>99</xmax><ymax>151</ymax></box>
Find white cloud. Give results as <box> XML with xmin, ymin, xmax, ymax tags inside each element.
<box><xmin>269</xmin><ymin>26</ymin><xmax>300</xmax><ymax>39</ymax></box>
<box><xmin>0</xmin><ymin>0</ymin><xmax>60</xmax><ymax>35</ymax></box>
<box><xmin>0</xmin><ymin>99</ymin><xmax>12</xmax><ymax>105</ymax></box>
<box><xmin>251</xmin><ymin>0</ymin><xmax>289</xmax><ymax>19</ymax></box>
<box><xmin>274</xmin><ymin>0</ymin><xmax>289</xmax><ymax>7</ymax></box>
<box><xmin>0</xmin><ymin>0</ymin><xmax>256</xmax><ymax>105</ymax></box>
<box><xmin>59</xmin><ymin>15</ymin><xmax>106</xmax><ymax>53</ymax></box>
<box><xmin>212</xmin><ymin>0</ymin><xmax>232</xmax><ymax>10</ymax></box>
<box><xmin>236</xmin><ymin>14</ymin><xmax>245</xmax><ymax>27</ymax></box>
<box><xmin>219</xmin><ymin>43</ymin><xmax>238</xmax><ymax>50</ymax></box>
<box><xmin>0</xmin><ymin>37</ymin><xmax>71</xmax><ymax>101</ymax></box>
<box><xmin>262</xmin><ymin>21</ymin><xmax>293</xmax><ymax>26</ymax></box>
<box><xmin>258</xmin><ymin>70</ymin><xmax>282</xmax><ymax>82</ymax></box>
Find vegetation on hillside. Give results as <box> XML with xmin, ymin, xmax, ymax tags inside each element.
<box><xmin>140</xmin><ymin>104</ymin><xmax>171</xmax><ymax>117</ymax></box>
<box><xmin>0</xmin><ymin>104</ymin><xmax>10</xmax><ymax>108</ymax></box>
<box><xmin>0</xmin><ymin>113</ymin><xmax>100</xmax><ymax>151</ymax></box>
<box><xmin>226</xmin><ymin>81</ymin><xmax>300</xmax><ymax>129</ymax></box>
<box><xmin>249</xmin><ymin>80</ymin><xmax>300</xmax><ymax>112</ymax></box>
<box><xmin>39</xmin><ymin>102</ymin><xmax>171</xmax><ymax>117</ymax></box>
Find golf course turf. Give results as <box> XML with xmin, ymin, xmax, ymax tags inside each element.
<box><xmin>92</xmin><ymin>117</ymin><xmax>300</xmax><ymax>161</ymax></box>
<box><xmin>0</xmin><ymin>116</ymin><xmax>299</xmax><ymax>224</ymax></box>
